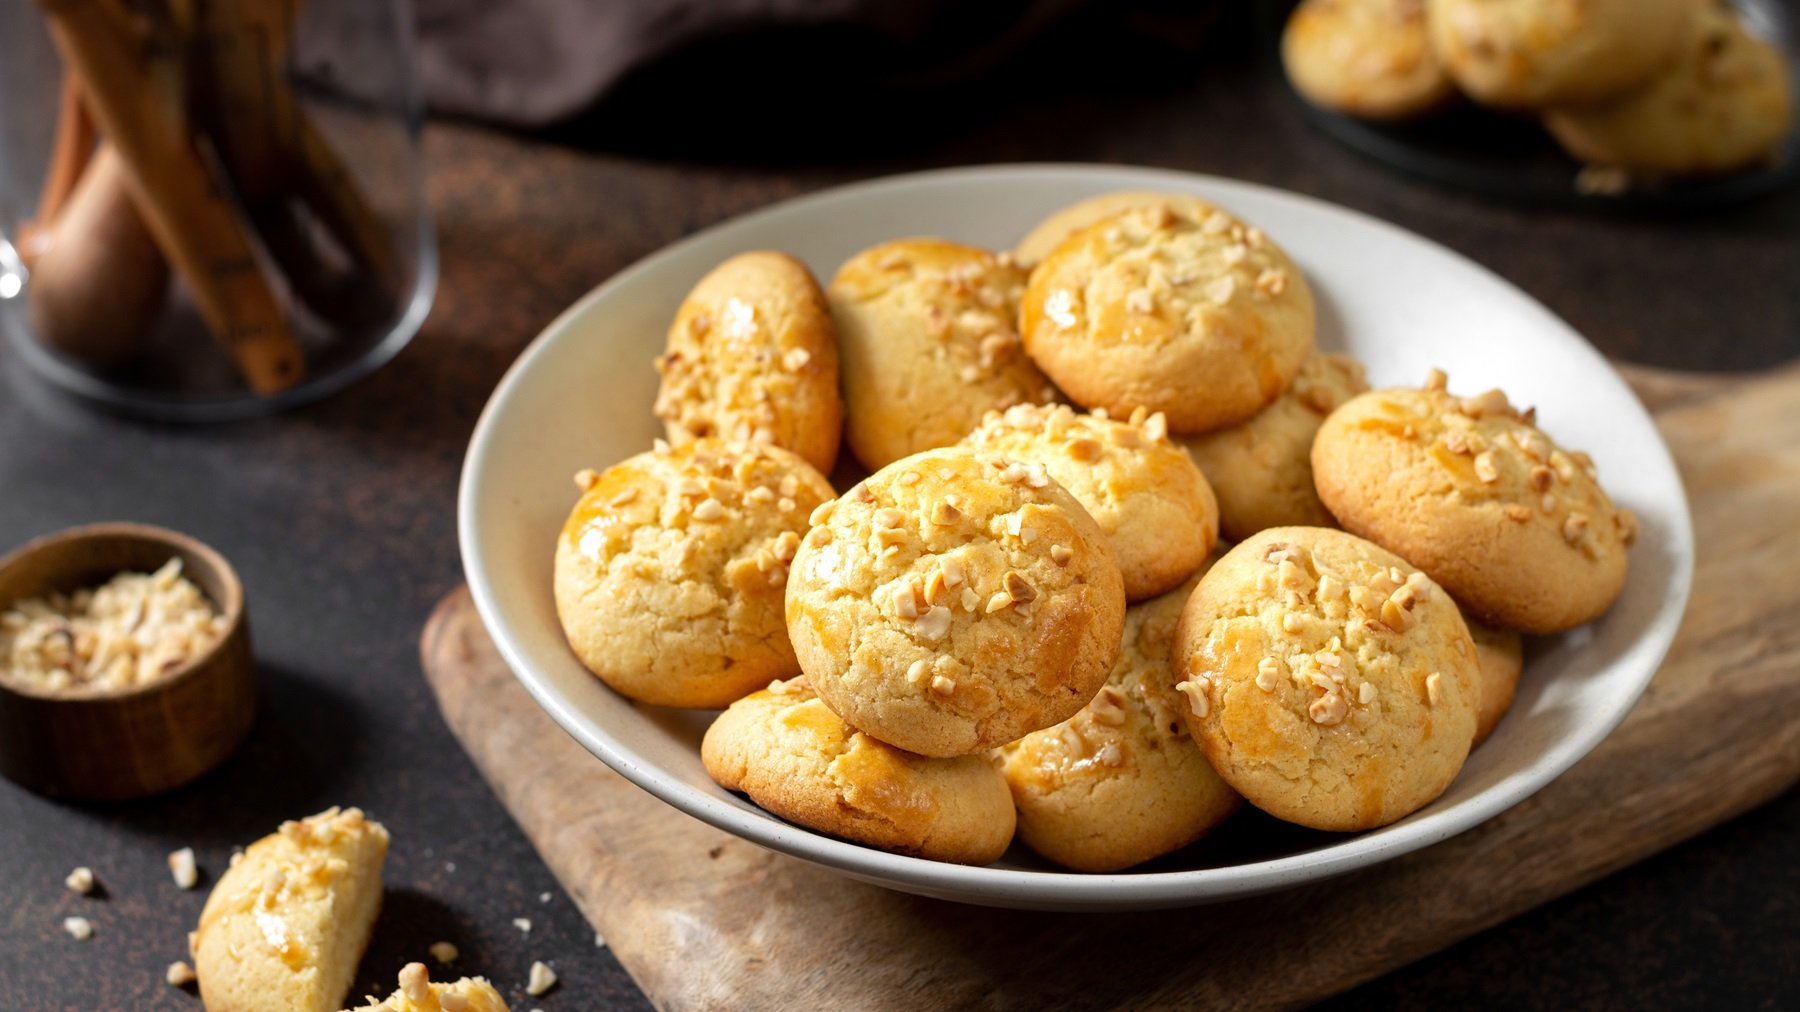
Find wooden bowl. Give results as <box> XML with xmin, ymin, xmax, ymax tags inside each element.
<box><xmin>0</xmin><ymin>523</ymin><xmax>256</xmax><ymax>801</ymax></box>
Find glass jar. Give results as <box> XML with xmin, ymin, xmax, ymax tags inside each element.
<box><xmin>0</xmin><ymin>0</ymin><xmax>434</xmax><ymax>421</ymax></box>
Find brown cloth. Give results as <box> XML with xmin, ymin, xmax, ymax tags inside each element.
<box><xmin>412</xmin><ymin>0</ymin><xmax>1123</xmax><ymax>126</ymax></box>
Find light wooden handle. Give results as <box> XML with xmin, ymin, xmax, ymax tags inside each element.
<box><xmin>37</xmin><ymin>0</ymin><xmax>306</xmax><ymax>395</ymax></box>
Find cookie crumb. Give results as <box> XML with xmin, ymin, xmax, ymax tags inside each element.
<box><xmin>429</xmin><ymin>941</ymin><xmax>459</xmax><ymax>964</ymax></box>
<box><xmin>165</xmin><ymin>960</ymin><xmax>196</xmax><ymax>987</ymax></box>
<box><xmin>168</xmin><ymin>848</ymin><xmax>198</xmax><ymax>890</ymax></box>
<box><xmin>63</xmin><ymin>916</ymin><xmax>93</xmax><ymax>940</ymax></box>
<box><xmin>399</xmin><ymin>962</ymin><xmax>431</xmax><ymax>1003</ymax></box>
<box><xmin>64</xmin><ymin>866</ymin><xmax>95</xmax><ymax>895</ymax></box>
<box><xmin>526</xmin><ymin>960</ymin><xmax>559</xmax><ymax>997</ymax></box>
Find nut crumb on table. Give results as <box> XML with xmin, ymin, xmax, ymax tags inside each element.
<box><xmin>168</xmin><ymin>846</ymin><xmax>198</xmax><ymax>889</ymax></box>
<box><xmin>64</xmin><ymin>866</ymin><xmax>94</xmax><ymax>894</ymax></box>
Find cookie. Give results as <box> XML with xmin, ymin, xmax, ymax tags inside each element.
<box><xmin>786</xmin><ymin>445</ymin><xmax>1126</xmax><ymax>757</ymax></box>
<box><xmin>654</xmin><ymin>251</ymin><xmax>842</xmax><ymax>473</ymax></box>
<box><xmin>1173</xmin><ymin>528</ymin><xmax>1479</xmax><ymax>831</ymax></box>
<box><xmin>1020</xmin><ymin>200</ymin><xmax>1315</xmax><ymax>434</ymax></box>
<box><xmin>998</xmin><ymin>572</ymin><xmax>1241</xmax><ymax>872</ymax></box>
<box><xmin>965</xmin><ymin>402</ymin><xmax>1218</xmax><ymax>601</ymax></box>
<box><xmin>193</xmin><ymin>808</ymin><xmax>389</xmax><ymax>1012</ymax></box>
<box><xmin>1282</xmin><ymin>0</ymin><xmax>1458</xmax><ymax>120</ymax></box>
<box><xmin>829</xmin><ymin>239</ymin><xmax>1059</xmax><ymax>471</ymax></box>
<box><xmin>1310</xmin><ymin>370</ymin><xmax>1636</xmax><ymax>634</ymax></box>
<box><xmin>1180</xmin><ymin>352</ymin><xmax>1369</xmax><ymax>541</ymax></box>
<box><xmin>702</xmin><ymin>677</ymin><xmax>1016</xmax><ymax>864</ymax></box>
<box><xmin>1427</xmin><ymin>0</ymin><xmax>1698</xmax><ymax>108</ymax></box>
<box><xmin>1013</xmin><ymin>190</ymin><xmax>1201</xmax><ymax>266</ymax></box>
<box><xmin>347</xmin><ymin>964</ymin><xmax>509</xmax><ymax>1012</ymax></box>
<box><xmin>1543</xmin><ymin>7</ymin><xmax>1795</xmax><ymax>176</ymax></box>
<box><xmin>1468</xmin><ymin>618</ymin><xmax>1523</xmax><ymax>748</ymax></box>
<box><xmin>554</xmin><ymin>438</ymin><xmax>834</xmax><ymax>708</ymax></box>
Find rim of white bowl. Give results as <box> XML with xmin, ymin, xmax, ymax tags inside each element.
<box><xmin>459</xmin><ymin>163</ymin><xmax>1694</xmax><ymax>910</ymax></box>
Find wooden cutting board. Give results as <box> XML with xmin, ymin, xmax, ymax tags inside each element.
<box><xmin>421</xmin><ymin>365</ymin><xmax>1800</xmax><ymax>1010</ymax></box>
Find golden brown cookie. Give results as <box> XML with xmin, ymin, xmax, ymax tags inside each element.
<box><xmin>786</xmin><ymin>446</ymin><xmax>1126</xmax><ymax>757</ymax></box>
<box><xmin>1173</xmin><ymin>528</ymin><xmax>1479</xmax><ymax>832</ymax></box>
<box><xmin>554</xmin><ymin>438</ymin><xmax>834</xmax><ymax>708</ymax></box>
<box><xmin>1310</xmin><ymin>370</ymin><xmax>1636</xmax><ymax>634</ymax></box>
<box><xmin>964</xmin><ymin>402</ymin><xmax>1218</xmax><ymax>601</ymax></box>
<box><xmin>1427</xmin><ymin>0</ymin><xmax>1699</xmax><ymax>108</ymax></box>
<box><xmin>829</xmin><ymin>239</ymin><xmax>1058</xmax><ymax>471</ymax></box>
<box><xmin>346</xmin><ymin>963</ymin><xmax>509</xmax><ymax>1012</ymax></box>
<box><xmin>1020</xmin><ymin>200</ymin><xmax>1315</xmax><ymax>434</ymax></box>
<box><xmin>654</xmin><ymin>251</ymin><xmax>842</xmax><ymax>473</ymax></box>
<box><xmin>702</xmin><ymin>677</ymin><xmax>1016</xmax><ymax>864</ymax></box>
<box><xmin>1468</xmin><ymin>618</ymin><xmax>1523</xmax><ymax>748</ymax></box>
<box><xmin>1543</xmin><ymin>6</ymin><xmax>1795</xmax><ymax>177</ymax></box>
<box><xmin>1282</xmin><ymin>0</ymin><xmax>1458</xmax><ymax>120</ymax></box>
<box><xmin>193</xmin><ymin>808</ymin><xmax>389</xmax><ymax>1012</ymax></box>
<box><xmin>998</xmin><ymin>571</ymin><xmax>1241</xmax><ymax>872</ymax></box>
<box><xmin>1013</xmin><ymin>190</ymin><xmax>1199</xmax><ymax>266</ymax></box>
<box><xmin>1179</xmin><ymin>352</ymin><xmax>1369</xmax><ymax>541</ymax></box>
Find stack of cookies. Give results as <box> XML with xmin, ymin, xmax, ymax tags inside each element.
<box><xmin>550</xmin><ymin>190</ymin><xmax>1636</xmax><ymax>872</ymax></box>
<box><xmin>1282</xmin><ymin>0</ymin><xmax>1795</xmax><ymax>182</ymax></box>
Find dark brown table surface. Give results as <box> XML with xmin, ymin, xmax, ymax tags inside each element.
<box><xmin>2</xmin><ymin>7</ymin><xmax>1797</xmax><ymax>1008</ymax></box>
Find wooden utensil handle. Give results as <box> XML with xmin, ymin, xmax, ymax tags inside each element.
<box><xmin>36</xmin><ymin>0</ymin><xmax>305</xmax><ymax>395</ymax></box>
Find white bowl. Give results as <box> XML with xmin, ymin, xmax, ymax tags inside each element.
<box><xmin>459</xmin><ymin>165</ymin><xmax>1692</xmax><ymax>911</ymax></box>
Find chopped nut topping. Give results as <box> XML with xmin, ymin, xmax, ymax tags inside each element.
<box><xmin>1528</xmin><ymin>465</ymin><xmax>1555</xmax><ymax>492</ymax></box>
<box><xmin>692</xmin><ymin>498</ymin><xmax>725</xmax><ymax>521</ymax></box>
<box><xmin>985</xmin><ymin>591</ymin><xmax>1014</xmax><ymax>614</ymax></box>
<box><xmin>63</xmin><ymin>916</ymin><xmax>92</xmax><ymax>940</ymax></box>
<box><xmin>574</xmin><ymin>468</ymin><xmax>600</xmax><ymax>492</ymax></box>
<box><xmin>923</xmin><ymin>568</ymin><xmax>949</xmax><ymax>606</ymax></box>
<box><xmin>1473</xmin><ymin>452</ymin><xmax>1499</xmax><ymax>483</ymax></box>
<box><xmin>653</xmin><ymin>437</ymin><xmax>672</xmax><ymax>454</ymax></box>
<box><xmin>65</xmin><ymin>867</ymin><xmax>94</xmax><ymax>895</ymax></box>
<box><xmin>1424</xmin><ymin>368</ymin><xmax>1448</xmax><ymax>392</ymax></box>
<box><xmin>1050</xmin><ymin>544</ymin><xmax>1074</xmax><ymax>566</ymax></box>
<box><xmin>1514</xmin><ymin>430</ymin><xmax>1550</xmax><ymax>463</ymax></box>
<box><xmin>1065</xmin><ymin>436</ymin><xmax>1101</xmax><ymax>462</ymax></box>
<box><xmin>1254</xmin><ymin>268</ymin><xmax>1287</xmax><ymax>298</ymax></box>
<box><xmin>677</xmin><ymin>477</ymin><xmax>707</xmax><ymax>499</ymax></box>
<box><xmin>899</xmin><ymin>470</ymin><xmax>921</xmax><ymax>486</ymax></box>
<box><xmin>1222</xmin><ymin>243</ymin><xmax>1248</xmax><ymax>266</ymax></box>
<box><xmin>1089</xmin><ymin>687</ymin><xmax>1127</xmax><ymax>726</ymax></box>
<box><xmin>891</xmin><ymin>578</ymin><xmax>922</xmax><ymax>619</ymax></box>
<box><xmin>959</xmin><ymin>587</ymin><xmax>980</xmax><ymax>611</ymax></box>
<box><xmin>1202</xmin><ymin>211</ymin><xmax>1233</xmax><ymax>234</ymax></box>
<box><xmin>906</xmin><ymin>659</ymin><xmax>931</xmax><ymax>685</ymax></box>
<box><xmin>913</xmin><ymin>606</ymin><xmax>953</xmax><ymax>641</ymax></box>
<box><xmin>1541</xmin><ymin>493</ymin><xmax>1557</xmax><ymax>515</ymax></box>
<box><xmin>1002</xmin><ymin>571</ymin><xmax>1038</xmax><ymax>604</ymax></box>
<box><xmin>808</xmin><ymin>500</ymin><xmax>835</xmax><ymax>526</ymax></box>
<box><xmin>527</xmin><ymin>960</ymin><xmax>559</xmax><ymax>997</ymax></box>
<box><xmin>1125</xmin><ymin>288</ymin><xmax>1155</xmax><ymax>314</ymax></box>
<box><xmin>1563</xmin><ymin>513</ymin><xmax>1589</xmax><ymax>543</ymax></box>
<box><xmin>1204</xmin><ymin>276</ymin><xmax>1236</xmax><ymax>306</ymax></box>
<box><xmin>1617</xmin><ymin>508</ymin><xmax>1639</xmax><ymax>546</ymax></box>
<box><xmin>1109</xmin><ymin>424</ymin><xmax>1142</xmax><ymax>449</ymax></box>
<box><xmin>939</xmin><ymin>557</ymin><xmax>966</xmax><ymax>588</ymax></box>
<box><xmin>781</xmin><ymin>347</ymin><xmax>812</xmax><ymax>372</ymax></box>
<box><xmin>1281</xmin><ymin>612</ymin><xmax>1305</xmax><ymax>634</ymax></box>
<box><xmin>169</xmin><ymin>848</ymin><xmax>198</xmax><ymax>890</ymax></box>
<box><xmin>1317</xmin><ymin>573</ymin><xmax>1344</xmax><ymax>601</ymax></box>
<box><xmin>398</xmin><ymin>962</ymin><xmax>432</xmax><ymax>1003</ymax></box>
<box><xmin>1380</xmin><ymin>597</ymin><xmax>1417</xmax><ymax>632</ymax></box>
<box><xmin>1459</xmin><ymin>388</ymin><xmax>1512</xmax><ymax>419</ymax></box>
<box><xmin>1176</xmin><ymin>677</ymin><xmax>1212</xmax><ymax>718</ymax></box>
<box><xmin>1308</xmin><ymin>691</ymin><xmax>1348</xmax><ymax>726</ymax></box>
<box><xmin>166</xmin><ymin>960</ymin><xmax>196</xmax><ymax>987</ymax></box>
<box><xmin>873</xmin><ymin>507</ymin><xmax>906</xmax><ymax>529</ymax></box>
<box><xmin>1255</xmin><ymin>658</ymin><xmax>1281</xmax><ymax>692</ymax></box>
<box><xmin>930</xmin><ymin>674</ymin><xmax>957</xmax><ymax>697</ymax></box>
<box><xmin>1095</xmin><ymin>742</ymin><xmax>1124</xmax><ymax>767</ymax></box>
<box><xmin>1425</xmin><ymin>672</ymin><xmax>1442</xmax><ymax>706</ymax></box>
<box><xmin>959</xmin><ymin>365</ymin><xmax>983</xmax><ymax>384</ymax></box>
<box><xmin>1359</xmin><ymin>682</ymin><xmax>1377</xmax><ymax>706</ymax></box>
<box><xmin>1505</xmin><ymin>503</ymin><xmax>1532</xmax><ymax>522</ymax></box>
<box><xmin>930</xmin><ymin>502</ymin><xmax>963</xmax><ymax>526</ymax></box>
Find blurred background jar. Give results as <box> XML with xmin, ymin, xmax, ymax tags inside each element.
<box><xmin>0</xmin><ymin>0</ymin><xmax>434</xmax><ymax>421</ymax></box>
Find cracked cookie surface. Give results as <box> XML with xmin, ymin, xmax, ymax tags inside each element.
<box><xmin>1311</xmin><ymin>371</ymin><xmax>1634</xmax><ymax>633</ymax></box>
<box><xmin>829</xmin><ymin>238</ymin><xmax>1057</xmax><ymax>471</ymax></box>
<box><xmin>1180</xmin><ymin>352</ymin><xmax>1367</xmax><ymax>541</ymax></box>
<box><xmin>965</xmin><ymin>402</ymin><xmax>1218</xmax><ymax>601</ymax></box>
<box><xmin>786</xmin><ymin>445</ymin><xmax>1126</xmax><ymax>757</ymax></box>
<box><xmin>1020</xmin><ymin>198</ymin><xmax>1315</xmax><ymax>434</ymax></box>
<box><xmin>1173</xmin><ymin>527</ymin><xmax>1478</xmax><ymax>832</ymax></box>
<box><xmin>998</xmin><ymin>570</ymin><xmax>1240</xmax><ymax>872</ymax></box>
<box><xmin>654</xmin><ymin>251</ymin><xmax>842</xmax><ymax>473</ymax></box>
<box><xmin>554</xmin><ymin>438</ymin><xmax>834</xmax><ymax>708</ymax></box>
<box><xmin>702</xmin><ymin>677</ymin><xmax>1015</xmax><ymax>864</ymax></box>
